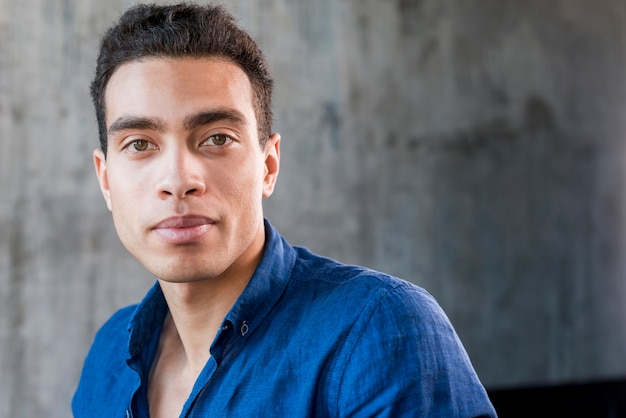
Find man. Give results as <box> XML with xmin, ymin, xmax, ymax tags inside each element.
<box><xmin>73</xmin><ymin>3</ymin><xmax>497</xmax><ymax>417</ymax></box>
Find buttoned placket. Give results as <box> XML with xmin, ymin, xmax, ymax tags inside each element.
<box><xmin>181</xmin><ymin>318</ymin><xmax>255</xmax><ymax>417</ymax></box>
<box><xmin>180</xmin><ymin>319</ymin><xmax>244</xmax><ymax>417</ymax></box>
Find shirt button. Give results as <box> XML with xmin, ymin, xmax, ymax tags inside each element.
<box><xmin>240</xmin><ymin>321</ymin><xmax>249</xmax><ymax>336</ymax></box>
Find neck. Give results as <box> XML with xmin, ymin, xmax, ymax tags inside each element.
<box><xmin>158</xmin><ymin>270</ymin><xmax>250</xmax><ymax>368</ymax></box>
<box><xmin>147</xmin><ymin>269</ymin><xmax>257</xmax><ymax>412</ymax></box>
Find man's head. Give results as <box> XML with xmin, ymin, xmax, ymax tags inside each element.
<box><xmin>91</xmin><ymin>3</ymin><xmax>281</xmax><ymax>285</ymax></box>
<box><xmin>91</xmin><ymin>2</ymin><xmax>273</xmax><ymax>156</ymax></box>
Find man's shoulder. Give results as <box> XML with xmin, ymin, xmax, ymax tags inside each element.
<box><xmin>95</xmin><ymin>304</ymin><xmax>137</xmax><ymax>339</ymax></box>
<box><xmin>293</xmin><ymin>245</ymin><xmax>424</xmax><ymax>285</ymax></box>
<box><xmin>90</xmin><ymin>305</ymin><xmax>137</xmax><ymax>354</ymax></box>
<box><xmin>290</xmin><ymin>245</ymin><xmax>439</xmax><ymax>314</ymax></box>
<box><xmin>73</xmin><ymin>304</ymin><xmax>139</xmax><ymax>416</ymax></box>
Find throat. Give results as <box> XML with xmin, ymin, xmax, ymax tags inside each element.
<box><xmin>148</xmin><ymin>314</ymin><xmax>212</xmax><ymax>418</ymax></box>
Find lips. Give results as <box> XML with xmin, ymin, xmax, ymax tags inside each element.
<box><xmin>153</xmin><ymin>215</ymin><xmax>215</xmax><ymax>229</ymax></box>
<box><xmin>152</xmin><ymin>216</ymin><xmax>215</xmax><ymax>244</ymax></box>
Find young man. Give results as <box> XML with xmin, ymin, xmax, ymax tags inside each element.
<box><xmin>73</xmin><ymin>3</ymin><xmax>497</xmax><ymax>417</ymax></box>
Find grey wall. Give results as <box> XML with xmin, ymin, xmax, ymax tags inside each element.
<box><xmin>2</xmin><ymin>0</ymin><xmax>626</xmax><ymax>416</ymax></box>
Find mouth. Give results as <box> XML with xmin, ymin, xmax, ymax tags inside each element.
<box><xmin>152</xmin><ymin>216</ymin><xmax>216</xmax><ymax>244</ymax></box>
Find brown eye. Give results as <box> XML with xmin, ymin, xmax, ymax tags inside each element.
<box><xmin>131</xmin><ymin>140</ymin><xmax>149</xmax><ymax>151</ymax></box>
<box><xmin>210</xmin><ymin>134</ymin><xmax>228</xmax><ymax>146</ymax></box>
<box><xmin>200</xmin><ymin>133</ymin><xmax>232</xmax><ymax>149</ymax></box>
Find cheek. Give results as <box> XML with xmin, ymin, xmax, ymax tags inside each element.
<box><xmin>107</xmin><ymin>175</ymin><xmax>141</xmax><ymax>228</ymax></box>
<box><xmin>225</xmin><ymin>176</ymin><xmax>261</xmax><ymax>208</ymax></box>
<box><xmin>109</xmin><ymin>193</ymin><xmax>134</xmax><ymax>234</ymax></box>
<box><xmin>107</xmin><ymin>161</ymin><xmax>153</xmax><ymax>204</ymax></box>
<box><xmin>226</xmin><ymin>157</ymin><xmax>266</xmax><ymax>196</ymax></box>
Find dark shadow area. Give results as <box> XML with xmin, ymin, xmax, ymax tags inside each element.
<box><xmin>488</xmin><ymin>379</ymin><xmax>626</xmax><ymax>417</ymax></box>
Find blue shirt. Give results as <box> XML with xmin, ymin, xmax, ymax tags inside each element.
<box><xmin>73</xmin><ymin>220</ymin><xmax>496</xmax><ymax>417</ymax></box>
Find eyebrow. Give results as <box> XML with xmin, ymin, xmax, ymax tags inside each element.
<box><xmin>107</xmin><ymin>108</ymin><xmax>248</xmax><ymax>137</ymax></box>
<box><xmin>183</xmin><ymin>108</ymin><xmax>247</xmax><ymax>130</ymax></box>
<box><xmin>107</xmin><ymin>116</ymin><xmax>165</xmax><ymax>137</ymax></box>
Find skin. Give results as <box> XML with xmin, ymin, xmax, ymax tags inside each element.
<box><xmin>93</xmin><ymin>57</ymin><xmax>281</xmax><ymax>417</ymax></box>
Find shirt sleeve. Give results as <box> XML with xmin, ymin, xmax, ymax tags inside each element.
<box><xmin>328</xmin><ymin>281</ymin><xmax>497</xmax><ymax>417</ymax></box>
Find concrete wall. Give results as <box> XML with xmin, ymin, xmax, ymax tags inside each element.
<box><xmin>2</xmin><ymin>0</ymin><xmax>626</xmax><ymax>416</ymax></box>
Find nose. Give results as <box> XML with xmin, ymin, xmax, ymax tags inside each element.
<box><xmin>156</xmin><ymin>148</ymin><xmax>206</xmax><ymax>200</ymax></box>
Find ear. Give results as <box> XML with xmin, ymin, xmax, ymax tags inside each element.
<box><xmin>93</xmin><ymin>149</ymin><xmax>113</xmax><ymax>211</ymax></box>
<box><xmin>262</xmin><ymin>132</ymin><xmax>281</xmax><ymax>198</ymax></box>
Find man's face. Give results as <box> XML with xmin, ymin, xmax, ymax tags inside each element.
<box><xmin>94</xmin><ymin>57</ymin><xmax>280</xmax><ymax>283</ymax></box>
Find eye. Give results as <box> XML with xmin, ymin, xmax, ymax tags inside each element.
<box><xmin>131</xmin><ymin>140</ymin><xmax>149</xmax><ymax>151</ymax></box>
<box><xmin>124</xmin><ymin>139</ymin><xmax>156</xmax><ymax>153</ymax></box>
<box><xmin>202</xmin><ymin>134</ymin><xmax>232</xmax><ymax>147</ymax></box>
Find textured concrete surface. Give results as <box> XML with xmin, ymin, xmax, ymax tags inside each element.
<box><xmin>2</xmin><ymin>0</ymin><xmax>626</xmax><ymax>416</ymax></box>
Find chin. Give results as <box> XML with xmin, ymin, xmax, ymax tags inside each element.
<box><xmin>149</xmin><ymin>263</ymin><xmax>222</xmax><ymax>283</ymax></box>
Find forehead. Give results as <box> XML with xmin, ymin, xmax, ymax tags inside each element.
<box><xmin>104</xmin><ymin>57</ymin><xmax>255</xmax><ymax>128</ymax></box>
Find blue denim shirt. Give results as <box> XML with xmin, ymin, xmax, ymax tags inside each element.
<box><xmin>73</xmin><ymin>220</ymin><xmax>496</xmax><ymax>417</ymax></box>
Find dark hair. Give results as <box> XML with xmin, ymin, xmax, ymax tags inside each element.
<box><xmin>91</xmin><ymin>2</ymin><xmax>274</xmax><ymax>155</ymax></box>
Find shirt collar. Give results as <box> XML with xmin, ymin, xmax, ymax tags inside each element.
<box><xmin>222</xmin><ymin>219</ymin><xmax>296</xmax><ymax>340</ymax></box>
<box><xmin>127</xmin><ymin>280</ymin><xmax>168</xmax><ymax>357</ymax></box>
